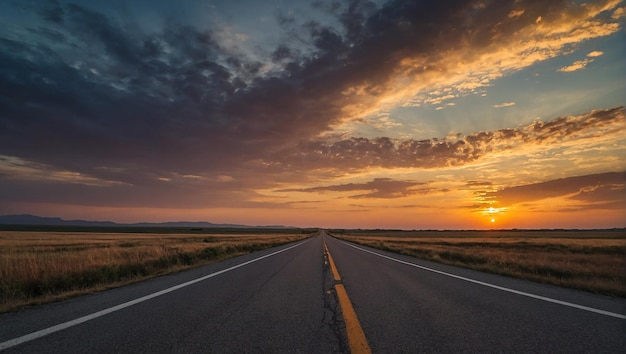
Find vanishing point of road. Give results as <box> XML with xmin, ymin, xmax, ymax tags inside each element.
<box><xmin>1</xmin><ymin>231</ymin><xmax>624</xmax><ymax>353</ymax></box>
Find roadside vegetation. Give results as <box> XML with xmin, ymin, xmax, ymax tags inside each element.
<box><xmin>0</xmin><ymin>228</ymin><xmax>313</xmax><ymax>313</ymax></box>
<box><xmin>332</xmin><ymin>229</ymin><xmax>626</xmax><ymax>297</ymax></box>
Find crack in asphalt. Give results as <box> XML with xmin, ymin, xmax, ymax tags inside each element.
<box><xmin>322</xmin><ymin>245</ymin><xmax>349</xmax><ymax>353</ymax></box>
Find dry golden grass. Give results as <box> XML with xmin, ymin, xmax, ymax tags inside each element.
<box><xmin>334</xmin><ymin>230</ymin><xmax>626</xmax><ymax>297</ymax></box>
<box><xmin>0</xmin><ymin>231</ymin><xmax>311</xmax><ymax>313</ymax></box>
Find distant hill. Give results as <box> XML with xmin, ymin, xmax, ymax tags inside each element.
<box><xmin>0</xmin><ymin>214</ymin><xmax>117</xmax><ymax>227</ymax></box>
<box><xmin>0</xmin><ymin>214</ymin><xmax>288</xmax><ymax>229</ymax></box>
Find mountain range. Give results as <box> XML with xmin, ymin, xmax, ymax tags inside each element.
<box><xmin>0</xmin><ymin>214</ymin><xmax>289</xmax><ymax>229</ymax></box>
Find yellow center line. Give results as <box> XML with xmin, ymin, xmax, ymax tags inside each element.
<box><xmin>324</xmin><ymin>240</ymin><xmax>372</xmax><ymax>354</ymax></box>
<box><xmin>326</xmin><ymin>250</ymin><xmax>342</xmax><ymax>282</ymax></box>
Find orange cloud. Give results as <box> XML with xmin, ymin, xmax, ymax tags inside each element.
<box><xmin>0</xmin><ymin>155</ymin><xmax>126</xmax><ymax>187</ymax></box>
<box><xmin>484</xmin><ymin>171</ymin><xmax>625</xmax><ymax>209</ymax></box>
<box><xmin>558</xmin><ymin>59</ymin><xmax>593</xmax><ymax>72</ymax></box>
<box><xmin>557</xmin><ymin>49</ymin><xmax>604</xmax><ymax>72</ymax></box>
<box><xmin>331</xmin><ymin>0</ymin><xmax>623</xmax><ymax>124</ymax></box>
<box><xmin>508</xmin><ymin>9</ymin><xmax>526</xmax><ymax>19</ymax></box>
<box><xmin>278</xmin><ymin>178</ymin><xmax>426</xmax><ymax>199</ymax></box>
<box><xmin>276</xmin><ymin>106</ymin><xmax>625</xmax><ymax>171</ymax></box>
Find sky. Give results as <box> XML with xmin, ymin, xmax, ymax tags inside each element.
<box><xmin>0</xmin><ymin>0</ymin><xmax>624</xmax><ymax>230</ymax></box>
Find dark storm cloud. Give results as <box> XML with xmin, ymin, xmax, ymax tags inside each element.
<box><xmin>0</xmin><ymin>1</ymin><xmax>243</xmax><ymax>177</ymax></box>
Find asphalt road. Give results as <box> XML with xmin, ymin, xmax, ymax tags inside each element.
<box><xmin>1</xmin><ymin>231</ymin><xmax>624</xmax><ymax>353</ymax></box>
<box><xmin>0</xmin><ymin>236</ymin><xmax>345</xmax><ymax>353</ymax></box>
<box><xmin>323</xmin><ymin>233</ymin><xmax>626</xmax><ymax>353</ymax></box>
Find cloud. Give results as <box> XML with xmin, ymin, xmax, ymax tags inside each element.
<box><xmin>0</xmin><ymin>0</ymin><xmax>623</xmax><ymax>211</ymax></box>
<box><xmin>271</xmin><ymin>107</ymin><xmax>625</xmax><ymax>171</ymax></box>
<box><xmin>466</xmin><ymin>181</ymin><xmax>493</xmax><ymax>187</ymax></box>
<box><xmin>484</xmin><ymin>171</ymin><xmax>625</xmax><ymax>207</ymax></box>
<box><xmin>0</xmin><ymin>155</ymin><xmax>125</xmax><ymax>187</ymax></box>
<box><xmin>508</xmin><ymin>9</ymin><xmax>526</xmax><ymax>19</ymax></box>
<box><xmin>558</xmin><ymin>51</ymin><xmax>604</xmax><ymax>72</ymax></box>
<box><xmin>493</xmin><ymin>102</ymin><xmax>516</xmax><ymax>108</ymax></box>
<box><xmin>374</xmin><ymin>116</ymin><xmax>403</xmax><ymax>129</ymax></box>
<box><xmin>278</xmin><ymin>178</ymin><xmax>425</xmax><ymax>199</ymax></box>
<box><xmin>2</xmin><ymin>0</ymin><xmax>622</xmax><ymax>173</ymax></box>
<box><xmin>558</xmin><ymin>59</ymin><xmax>593</xmax><ymax>72</ymax></box>
<box><xmin>323</xmin><ymin>0</ymin><xmax>623</xmax><ymax>115</ymax></box>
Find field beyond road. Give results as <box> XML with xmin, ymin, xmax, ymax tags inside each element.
<box><xmin>0</xmin><ymin>228</ymin><xmax>312</xmax><ymax>313</ymax></box>
<box><xmin>333</xmin><ymin>229</ymin><xmax>626</xmax><ymax>297</ymax></box>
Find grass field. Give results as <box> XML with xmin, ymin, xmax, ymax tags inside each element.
<box><xmin>332</xmin><ymin>229</ymin><xmax>626</xmax><ymax>297</ymax></box>
<box><xmin>0</xmin><ymin>228</ymin><xmax>312</xmax><ymax>313</ymax></box>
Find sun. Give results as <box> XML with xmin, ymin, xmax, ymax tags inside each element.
<box><xmin>478</xmin><ymin>205</ymin><xmax>507</xmax><ymax>228</ymax></box>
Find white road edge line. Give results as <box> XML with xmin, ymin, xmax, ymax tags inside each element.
<box><xmin>339</xmin><ymin>240</ymin><xmax>626</xmax><ymax>320</ymax></box>
<box><xmin>0</xmin><ymin>239</ymin><xmax>311</xmax><ymax>351</ymax></box>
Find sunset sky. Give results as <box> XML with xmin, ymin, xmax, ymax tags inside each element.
<box><xmin>1</xmin><ymin>0</ymin><xmax>624</xmax><ymax>229</ymax></box>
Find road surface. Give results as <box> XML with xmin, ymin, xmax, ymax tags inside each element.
<box><xmin>1</xmin><ymin>231</ymin><xmax>624</xmax><ymax>352</ymax></box>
